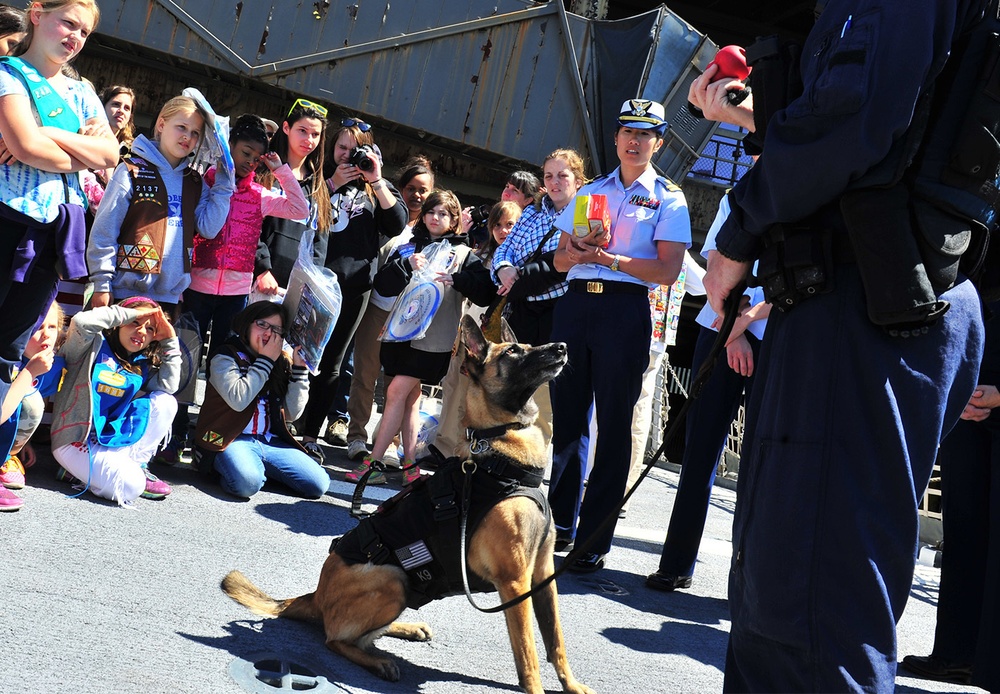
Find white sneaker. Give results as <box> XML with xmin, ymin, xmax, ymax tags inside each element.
<box><xmin>347</xmin><ymin>439</ymin><xmax>369</xmax><ymax>460</ymax></box>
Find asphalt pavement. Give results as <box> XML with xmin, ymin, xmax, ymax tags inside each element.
<box><xmin>3</xmin><ymin>431</ymin><xmax>979</xmax><ymax>693</ymax></box>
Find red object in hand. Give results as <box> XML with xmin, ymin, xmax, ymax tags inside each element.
<box><xmin>708</xmin><ymin>45</ymin><xmax>750</xmax><ymax>81</ymax></box>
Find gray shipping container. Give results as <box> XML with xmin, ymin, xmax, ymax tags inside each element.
<box><xmin>95</xmin><ymin>0</ymin><xmax>719</xmax><ymax>178</ymax></box>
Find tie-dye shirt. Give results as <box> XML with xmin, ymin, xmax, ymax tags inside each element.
<box><xmin>0</xmin><ymin>64</ymin><xmax>106</xmax><ymax>223</ymax></box>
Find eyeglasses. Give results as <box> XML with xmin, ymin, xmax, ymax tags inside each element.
<box><xmin>341</xmin><ymin>118</ymin><xmax>371</xmax><ymax>132</ymax></box>
<box><xmin>288</xmin><ymin>98</ymin><xmax>328</xmax><ymax>119</ymax></box>
<box><xmin>254</xmin><ymin>319</ymin><xmax>284</xmax><ymax>337</ymax></box>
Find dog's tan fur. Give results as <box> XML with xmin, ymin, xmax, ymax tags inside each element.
<box><xmin>222</xmin><ymin>316</ymin><xmax>593</xmax><ymax>693</ymax></box>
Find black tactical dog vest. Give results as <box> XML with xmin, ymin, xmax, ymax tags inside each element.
<box><xmin>332</xmin><ymin>456</ymin><xmax>550</xmax><ymax>609</ymax></box>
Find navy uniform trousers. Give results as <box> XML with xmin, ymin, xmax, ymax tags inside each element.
<box><xmin>548</xmin><ymin>288</ymin><xmax>651</xmax><ymax>555</ymax></box>
<box><xmin>933</xmin><ymin>416</ymin><xmax>1000</xmax><ymax>692</ymax></box>
<box><xmin>657</xmin><ymin>324</ymin><xmax>759</xmax><ymax>579</ymax></box>
<box><xmin>723</xmin><ymin>264</ymin><xmax>983</xmax><ymax>693</ymax></box>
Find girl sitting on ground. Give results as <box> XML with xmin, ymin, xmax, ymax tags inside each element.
<box><xmin>0</xmin><ymin>301</ymin><xmax>66</xmax><ymax>511</ymax></box>
<box><xmin>193</xmin><ymin>301</ymin><xmax>329</xmax><ymax>500</ymax></box>
<box><xmin>49</xmin><ymin>297</ymin><xmax>180</xmax><ymax>506</ymax></box>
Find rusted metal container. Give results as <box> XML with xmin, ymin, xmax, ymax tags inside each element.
<box><xmin>95</xmin><ymin>1</ymin><xmax>718</xmax><ymax>178</ymax></box>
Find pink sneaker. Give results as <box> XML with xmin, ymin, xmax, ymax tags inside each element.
<box><xmin>0</xmin><ymin>456</ymin><xmax>25</xmax><ymax>490</ymax></box>
<box><xmin>401</xmin><ymin>462</ymin><xmax>422</xmax><ymax>486</ymax></box>
<box><xmin>140</xmin><ymin>466</ymin><xmax>172</xmax><ymax>500</ymax></box>
<box><xmin>0</xmin><ymin>486</ymin><xmax>24</xmax><ymax>511</ymax></box>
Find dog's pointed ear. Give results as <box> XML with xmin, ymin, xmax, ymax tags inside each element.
<box><xmin>461</xmin><ymin>314</ymin><xmax>489</xmax><ymax>364</ymax></box>
<box><xmin>500</xmin><ymin>317</ymin><xmax>518</xmax><ymax>345</ymax></box>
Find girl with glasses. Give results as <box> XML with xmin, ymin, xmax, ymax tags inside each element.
<box><xmin>192</xmin><ymin>301</ymin><xmax>329</xmax><ymax>499</ymax></box>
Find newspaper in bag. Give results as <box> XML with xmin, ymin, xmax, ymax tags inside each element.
<box><xmin>181</xmin><ymin>87</ymin><xmax>234</xmax><ymax>177</ymax></box>
<box><xmin>283</xmin><ymin>230</ymin><xmax>342</xmax><ymax>374</ymax></box>
<box><xmin>380</xmin><ymin>241</ymin><xmax>459</xmax><ymax>343</ymax></box>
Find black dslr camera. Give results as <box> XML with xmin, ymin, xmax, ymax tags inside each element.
<box><xmin>468</xmin><ymin>203</ymin><xmax>492</xmax><ymax>245</ymax></box>
<box><xmin>349</xmin><ymin>144</ymin><xmax>376</xmax><ymax>172</ymax></box>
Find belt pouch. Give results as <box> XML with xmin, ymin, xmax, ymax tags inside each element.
<box><xmin>840</xmin><ymin>185</ymin><xmax>949</xmax><ymax>329</ymax></box>
<box><xmin>756</xmin><ymin>225</ymin><xmax>834</xmax><ymax>311</ymax></box>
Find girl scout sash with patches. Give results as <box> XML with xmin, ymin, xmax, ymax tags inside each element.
<box><xmin>90</xmin><ymin>341</ymin><xmax>149</xmax><ymax>448</ymax></box>
<box><xmin>0</xmin><ymin>57</ymin><xmax>89</xmax><ymax>282</ymax></box>
<box><xmin>0</xmin><ymin>56</ymin><xmax>81</xmax><ymax>131</ymax></box>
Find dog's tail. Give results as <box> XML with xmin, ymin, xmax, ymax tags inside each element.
<box><xmin>221</xmin><ymin>570</ymin><xmax>322</xmax><ymax>623</ymax></box>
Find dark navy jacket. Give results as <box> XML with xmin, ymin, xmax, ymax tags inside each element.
<box><xmin>717</xmin><ymin>0</ymin><xmax>988</xmax><ymax>262</ymax></box>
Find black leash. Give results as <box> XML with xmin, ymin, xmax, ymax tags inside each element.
<box><xmin>458</xmin><ymin>284</ymin><xmax>749</xmax><ymax>613</ymax></box>
<box><xmin>350</xmin><ymin>458</ymin><xmax>388</xmax><ymax>518</ymax></box>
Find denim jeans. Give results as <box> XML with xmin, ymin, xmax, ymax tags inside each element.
<box><xmin>213</xmin><ymin>435</ymin><xmax>330</xmax><ymax>499</ymax></box>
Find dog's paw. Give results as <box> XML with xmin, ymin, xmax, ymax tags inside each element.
<box><xmin>410</xmin><ymin>622</ymin><xmax>433</xmax><ymax>641</ymax></box>
<box><xmin>373</xmin><ymin>658</ymin><xmax>400</xmax><ymax>682</ymax></box>
<box><xmin>563</xmin><ymin>682</ymin><xmax>595</xmax><ymax>694</ymax></box>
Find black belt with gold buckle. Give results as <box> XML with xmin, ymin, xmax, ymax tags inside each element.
<box><xmin>568</xmin><ymin>279</ymin><xmax>647</xmax><ymax>296</ymax></box>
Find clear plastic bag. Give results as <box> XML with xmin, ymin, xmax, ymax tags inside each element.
<box><xmin>283</xmin><ymin>230</ymin><xmax>342</xmax><ymax>374</ymax></box>
<box><xmin>182</xmin><ymin>87</ymin><xmax>234</xmax><ymax>177</ymax></box>
<box><xmin>173</xmin><ymin>312</ymin><xmax>203</xmax><ymax>406</ymax></box>
<box><xmin>380</xmin><ymin>241</ymin><xmax>459</xmax><ymax>343</ymax></box>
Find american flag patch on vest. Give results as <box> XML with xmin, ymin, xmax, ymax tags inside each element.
<box><xmin>395</xmin><ymin>540</ymin><xmax>433</xmax><ymax>569</ymax></box>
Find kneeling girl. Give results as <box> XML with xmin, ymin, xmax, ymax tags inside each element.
<box><xmin>50</xmin><ymin>297</ymin><xmax>180</xmax><ymax>505</ymax></box>
<box><xmin>194</xmin><ymin>301</ymin><xmax>329</xmax><ymax>499</ymax></box>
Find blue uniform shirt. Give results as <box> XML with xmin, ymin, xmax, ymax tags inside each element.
<box><xmin>553</xmin><ymin>166</ymin><xmax>691</xmax><ymax>286</ymax></box>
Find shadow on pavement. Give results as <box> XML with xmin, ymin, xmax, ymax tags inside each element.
<box><xmin>255</xmin><ymin>499</ymin><xmax>355</xmax><ymax>537</ymax></box>
<box><xmin>179</xmin><ymin>617</ymin><xmax>523</xmax><ymax>693</ymax></box>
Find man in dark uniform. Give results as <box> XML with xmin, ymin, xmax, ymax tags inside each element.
<box><xmin>702</xmin><ymin>2</ymin><xmax>988</xmax><ymax>690</ymax></box>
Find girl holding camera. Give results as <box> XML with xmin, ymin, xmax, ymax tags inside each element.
<box><xmin>295</xmin><ymin>117</ymin><xmax>408</xmax><ymax>462</ymax></box>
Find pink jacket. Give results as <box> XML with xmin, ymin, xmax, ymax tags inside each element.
<box><xmin>189</xmin><ymin>163</ymin><xmax>309</xmax><ymax>296</ymax></box>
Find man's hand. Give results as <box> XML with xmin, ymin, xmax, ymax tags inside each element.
<box><xmin>705</xmin><ymin>250</ymin><xmax>752</xmax><ymax>317</ymax></box>
<box><xmin>962</xmin><ymin>384</ymin><xmax>1000</xmax><ymax>421</ymax></box>
<box><xmin>689</xmin><ymin>63</ymin><xmax>755</xmax><ymax>131</ymax></box>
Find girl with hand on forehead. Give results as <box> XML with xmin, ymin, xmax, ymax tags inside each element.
<box><xmin>50</xmin><ymin>296</ymin><xmax>181</xmax><ymax>506</ymax></box>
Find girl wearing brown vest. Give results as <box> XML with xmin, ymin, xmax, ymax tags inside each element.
<box><xmin>193</xmin><ymin>301</ymin><xmax>329</xmax><ymax>499</ymax></box>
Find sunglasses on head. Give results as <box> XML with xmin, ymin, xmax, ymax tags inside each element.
<box><xmin>288</xmin><ymin>98</ymin><xmax>328</xmax><ymax>119</ymax></box>
<box><xmin>254</xmin><ymin>319</ymin><xmax>284</xmax><ymax>337</ymax></box>
<box><xmin>341</xmin><ymin>118</ymin><xmax>371</xmax><ymax>132</ymax></box>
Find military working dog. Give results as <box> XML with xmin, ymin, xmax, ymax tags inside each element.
<box><xmin>221</xmin><ymin>315</ymin><xmax>593</xmax><ymax>694</ymax></box>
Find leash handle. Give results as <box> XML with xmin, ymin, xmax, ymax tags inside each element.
<box><xmin>350</xmin><ymin>459</ymin><xmax>387</xmax><ymax>518</ymax></box>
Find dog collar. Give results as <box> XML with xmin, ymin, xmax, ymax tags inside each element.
<box><xmin>466</xmin><ymin>422</ymin><xmax>527</xmax><ymax>447</ymax></box>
